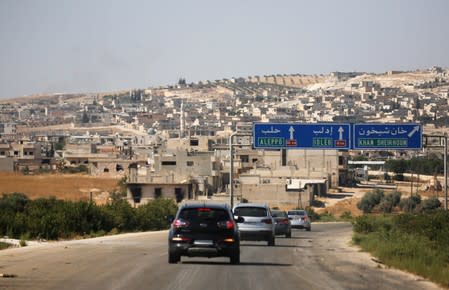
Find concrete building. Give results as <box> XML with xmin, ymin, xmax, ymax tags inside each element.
<box><xmin>230</xmin><ymin>149</ymin><xmax>348</xmax><ymax>207</ymax></box>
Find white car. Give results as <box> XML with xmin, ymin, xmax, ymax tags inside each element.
<box><xmin>287</xmin><ymin>210</ymin><xmax>311</xmax><ymax>231</ymax></box>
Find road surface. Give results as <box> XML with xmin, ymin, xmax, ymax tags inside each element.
<box><xmin>0</xmin><ymin>223</ymin><xmax>441</xmax><ymax>290</ymax></box>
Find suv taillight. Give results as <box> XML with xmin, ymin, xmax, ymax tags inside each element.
<box><xmin>173</xmin><ymin>219</ymin><xmax>190</xmax><ymax>229</ymax></box>
<box><xmin>281</xmin><ymin>218</ymin><xmax>289</xmax><ymax>224</ymax></box>
<box><xmin>262</xmin><ymin>218</ymin><xmax>272</xmax><ymax>224</ymax></box>
<box><xmin>217</xmin><ymin>220</ymin><xmax>234</xmax><ymax>230</ymax></box>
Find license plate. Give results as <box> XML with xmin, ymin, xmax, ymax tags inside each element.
<box><xmin>194</xmin><ymin>240</ymin><xmax>213</xmax><ymax>246</ymax></box>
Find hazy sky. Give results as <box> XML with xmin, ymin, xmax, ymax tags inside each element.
<box><xmin>1</xmin><ymin>0</ymin><xmax>449</xmax><ymax>99</ymax></box>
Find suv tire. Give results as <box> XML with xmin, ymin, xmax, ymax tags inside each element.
<box><xmin>268</xmin><ymin>236</ymin><xmax>275</xmax><ymax>246</ymax></box>
<box><xmin>168</xmin><ymin>252</ymin><xmax>180</xmax><ymax>264</ymax></box>
<box><xmin>230</xmin><ymin>250</ymin><xmax>240</xmax><ymax>265</ymax></box>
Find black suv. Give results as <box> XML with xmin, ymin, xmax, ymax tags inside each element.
<box><xmin>168</xmin><ymin>202</ymin><xmax>243</xmax><ymax>264</ymax></box>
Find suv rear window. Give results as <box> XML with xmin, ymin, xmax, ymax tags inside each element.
<box><xmin>234</xmin><ymin>207</ymin><xmax>267</xmax><ymax>217</ymax></box>
<box><xmin>179</xmin><ymin>208</ymin><xmax>230</xmax><ymax>222</ymax></box>
<box><xmin>271</xmin><ymin>211</ymin><xmax>287</xmax><ymax>218</ymax></box>
<box><xmin>288</xmin><ymin>210</ymin><xmax>305</xmax><ymax>216</ymax></box>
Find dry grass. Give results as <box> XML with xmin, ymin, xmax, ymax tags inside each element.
<box><xmin>320</xmin><ymin>197</ymin><xmax>363</xmax><ymax>217</ymax></box>
<box><xmin>0</xmin><ymin>172</ymin><xmax>120</xmax><ymax>201</ymax></box>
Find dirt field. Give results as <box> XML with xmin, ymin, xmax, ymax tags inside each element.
<box><xmin>0</xmin><ymin>172</ymin><xmax>120</xmax><ymax>202</ymax></box>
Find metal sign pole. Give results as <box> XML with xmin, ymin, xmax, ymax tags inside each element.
<box><xmin>229</xmin><ymin>133</ymin><xmax>235</xmax><ymax>209</ymax></box>
<box><xmin>445</xmin><ymin>134</ymin><xmax>448</xmax><ymax>210</ymax></box>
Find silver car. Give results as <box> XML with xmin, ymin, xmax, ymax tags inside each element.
<box><xmin>233</xmin><ymin>203</ymin><xmax>276</xmax><ymax>246</ymax></box>
<box><xmin>271</xmin><ymin>210</ymin><xmax>292</xmax><ymax>238</ymax></box>
<box><xmin>287</xmin><ymin>210</ymin><xmax>311</xmax><ymax>231</ymax></box>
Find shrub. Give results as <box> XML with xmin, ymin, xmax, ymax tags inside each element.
<box><xmin>19</xmin><ymin>233</ymin><xmax>28</xmax><ymax>247</ymax></box>
<box><xmin>422</xmin><ymin>196</ymin><xmax>441</xmax><ymax>211</ymax></box>
<box><xmin>379</xmin><ymin>191</ymin><xmax>402</xmax><ymax>213</ymax></box>
<box><xmin>0</xmin><ymin>192</ymin><xmax>29</xmax><ymax>212</ymax></box>
<box><xmin>136</xmin><ymin>199</ymin><xmax>178</xmax><ymax>231</ymax></box>
<box><xmin>399</xmin><ymin>194</ymin><xmax>421</xmax><ymax>213</ymax></box>
<box><xmin>340</xmin><ymin>211</ymin><xmax>353</xmax><ymax>221</ymax></box>
<box><xmin>394</xmin><ymin>211</ymin><xmax>449</xmax><ymax>247</ymax></box>
<box><xmin>352</xmin><ymin>215</ymin><xmax>393</xmax><ymax>234</ymax></box>
<box><xmin>304</xmin><ymin>206</ymin><xmax>320</xmax><ymax>221</ymax></box>
<box><xmin>357</xmin><ymin>189</ymin><xmax>384</xmax><ymax>213</ymax></box>
<box><xmin>318</xmin><ymin>211</ymin><xmax>337</xmax><ymax>222</ymax></box>
<box><xmin>0</xmin><ymin>193</ymin><xmax>30</xmax><ymax>237</ymax></box>
<box><xmin>104</xmin><ymin>199</ymin><xmax>137</xmax><ymax>232</ymax></box>
<box><xmin>0</xmin><ymin>241</ymin><xmax>13</xmax><ymax>250</ymax></box>
<box><xmin>0</xmin><ymin>193</ymin><xmax>179</xmax><ymax>240</ymax></box>
<box><xmin>353</xmin><ymin>211</ymin><xmax>449</xmax><ymax>286</ymax></box>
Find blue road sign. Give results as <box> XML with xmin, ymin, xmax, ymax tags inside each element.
<box><xmin>253</xmin><ymin>123</ymin><xmax>351</xmax><ymax>150</ymax></box>
<box><xmin>353</xmin><ymin>123</ymin><xmax>422</xmax><ymax>150</ymax></box>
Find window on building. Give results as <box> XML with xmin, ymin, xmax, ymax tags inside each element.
<box><xmin>155</xmin><ymin>188</ymin><xmax>162</xmax><ymax>198</ymax></box>
<box><xmin>14</xmin><ymin>151</ymin><xmax>19</xmax><ymax>156</ymax></box>
<box><xmin>190</xmin><ymin>139</ymin><xmax>199</xmax><ymax>146</ymax></box>
<box><xmin>281</xmin><ymin>149</ymin><xmax>287</xmax><ymax>166</ymax></box>
<box><xmin>0</xmin><ymin>151</ymin><xmax>5</xmax><ymax>156</ymax></box>
<box><xmin>162</xmin><ymin>161</ymin><xmax>177</xmax><ymax>166</ymax></box>
<box><xmin>175</xmin><ymin>188</ymin><xmax>184</xmax><ymax>203</ymax></box>
<box><xmin>130</xmin><ymin>185</ymin><xmax>142</xmax><ymax>203</ymax></box>
<box><xmin>338</xmin><ymin>156</ymin><xmax>345</xmax><ymax>166</ymax></box>
<box><xmin>104</xmin><ymin>168</ymin><xmax>109</xmax><ymax>173</ymax></box>
<box><xmin>212</xmin><ymin>161</ymin><xmax>220</xmax><ymax>170</ymax></box>
<box><xmin>187</xmin><ymin>161</ymin><xmax>194</xmax><ymax>166</ymax></box>
<box><xmin>240</xmin><ymin>155</ymin><xmax>249</xmax><ymax>163</ymax></box>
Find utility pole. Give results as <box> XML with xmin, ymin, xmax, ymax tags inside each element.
<box><xmin>423</xmin><ymin>134</ymin><xmax>448</xmax><ymax>210</ymax></box>
<box><xmin>230</xmin><ymin>132</ymin><xmax>235</xmax><ymax>208</ymax></box>
<box><xmin>410</xmin><ymin>171</ymin><xmax>413</xmax><ymax>213</ymax></box>
<box><xmin>445</xmin><ymin>133</ymin><xmax>448</xmax><ymax>210</ymax></box>
<box><xmin>229</xmin><ymin>131</ymin><xmax>252</xmax><ymax>208</ymax></box>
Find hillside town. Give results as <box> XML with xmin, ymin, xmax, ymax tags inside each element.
<box><xmin>1</xmin><ymin>67</ymin><xmax>449</xmax><ymax>207</ymax></box>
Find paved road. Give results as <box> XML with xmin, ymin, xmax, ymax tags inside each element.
<box><xmin>0</xmin><ymin>223</ymin><xmax>441</xmax><ymax>290</ymax></box>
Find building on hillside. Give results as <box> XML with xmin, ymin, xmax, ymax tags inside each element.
<box><xmin>229</xmin><ymin>148</ymin><xmax>349</xmax><ymax>207</ymax></box>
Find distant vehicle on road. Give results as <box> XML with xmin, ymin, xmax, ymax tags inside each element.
<box><xmin>168</xmin><ymin>202</ymin><xmax>243</xmax><ymax>264</ymax></box>
<box><xmin>233</xmin><ymin>203</ymin><xmax>276</xmax><ymax>246</ymax></box>
<box><xmin>287</xmin><ymin>209</ymin><xmax>311</xmax><ymax>231</ymax></box>
<box><xmin>271</xmin><ymin>210</ymin><xmax>292</xmax><ymax>238</ymax></box>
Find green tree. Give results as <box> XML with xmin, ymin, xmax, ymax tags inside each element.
<box><xmin>357</xmin><ymin>189</ymin><xmax>384</xmax><ymax>213</ymax></box>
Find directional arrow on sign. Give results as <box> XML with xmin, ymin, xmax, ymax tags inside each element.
<box><xmin>408</xmin><ymin>126</ymin><xmax>420</xmax><ymax>138</ymax></box>
<box><xmin>289</xmin><ymin>126</ymin><xmax>295</xmax><ymax>139</ymax></box>
<box><xmin>338</xmin><ymin>126</ymin><xmax>344</xmax><ymax>140</ymax></box>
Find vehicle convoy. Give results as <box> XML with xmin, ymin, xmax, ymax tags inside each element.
<box><xmin>271</xmin><ymin>210</ymin><xmax>292</xmax><ymax>238</ymax></box>
<box><xmin>233</xmin><ymin>203</ymin><xmax>276</xmax><ymax>246</ymax></box>
<box><xmin>168</xmin><ymin>202</ymin><xmax>243</xmax><ymax>264</ymax></box>
<box><xmin>287</xmin><ymin>209</ymin><xmax>311</xmax><ymax>231</ymax></box>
